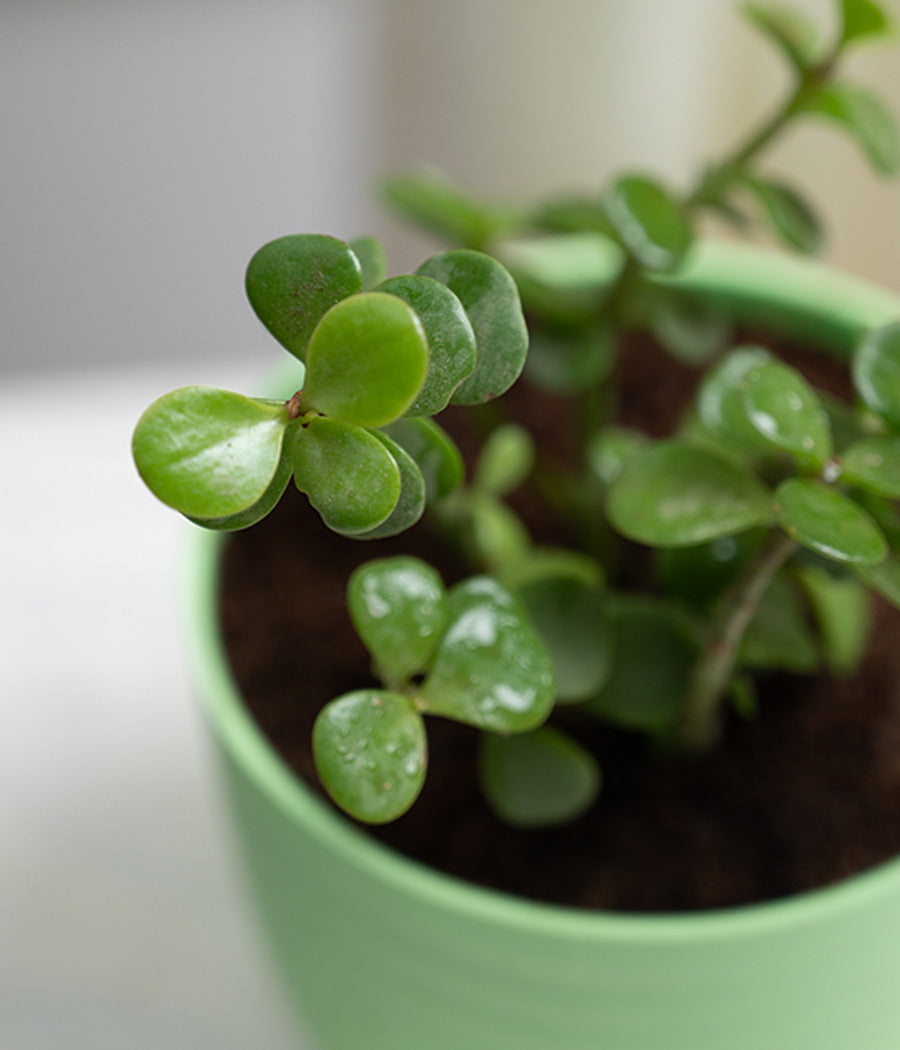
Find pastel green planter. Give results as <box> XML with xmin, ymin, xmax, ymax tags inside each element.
<box><xmin>187</xmin><ymin>241</ymin><xmax>900</xmax><ymax>1050</ymax></box>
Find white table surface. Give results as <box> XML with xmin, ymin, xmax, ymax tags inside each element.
<box><xmin>0</xmin><ymin>365</ymin><xmax>305</xmax><ymax>1049</ymax></box>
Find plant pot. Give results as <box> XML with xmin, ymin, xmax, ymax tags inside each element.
<box><xmin>186</xmin><ymin>240</ymin><xmax>900</xmax><ymax>1050</ymax></box>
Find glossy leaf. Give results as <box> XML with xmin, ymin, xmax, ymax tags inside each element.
<box><xmin>742</xmin><ymin>3</ymin><xmax>820</xmax><ymax>70</ymax></box>
<box><xmin>525</xmin><ymin>323</ymin><xmax>616</xmax><ymax>393</ymax></box>
<box><xmin>696</xmin><ymin>345</ymin><xmax>774</xmax><ymax>451</ymax></box>
<box><xmin>347</xmin><ymin>557</ymin><xmax>447</xmax><ymax>684</ymax></box>
<box><xmin>646</xmin><ymin>289</ymin><xmax>731</xmax><ymax>366</ymax></box>
<box><xmin>355</xmin><ymin>432</ymin><xmax>426</xmax><ymax>539</ymax></box>
<box><xmin>739</xmin><ymin>573</ymin><xmax>820</xmax><ymax>673</ymax></box>
<box><xmin>313</xmin><ymin>690</ymin><xmax>427</xmax><ymax>824</ymax></box>
<box><xmin>421</xmin><ymin>577</ymin><xmax>555</xmax><ymax>733</ymax></box>
<box><xmin>841</xmin><ymin>435</ymin><xmax>900</xmax><ymax>497</ymax></box>
<box><xmin>803</xmin><ymin>81</ymin><xmax>900</xmax><ymax>175</ymax></box>
<box><xmin>601</xmin><ymin>174</ymin><xmax>694</xmax><ymax>272</ymax></box>
<box><xmin>587</xmin><ymin>598</ymin><xmax>699</xmax><ymax>733</ymax></box>
<box><xmin>300</xmin><ymin>292</ymin><xmax>428</xmax><ymax>427</ymax></box>
<box><xmin>741</xmin><ymin>360</ymin><xmax>832</xmax><ymax>467</ymax></box>
<box><xmin>473</xmin><ymin>424</ymin><xmax>535</xmax><ymax>497</ymax></box>
<box><xmin>856</xmin><ymin>549</ymin><xmax>900</xmax><ymax>608</ymax></box>
<box><xmin>132</xmin><ymin>387</ymin><xmax>289</xmax><ymax>519</ymax></box>
<box><xmin>774</xmin><ymin>478</ymin><xmax>888</xmax><ymax>564</ymax></box>
<box><xmin>853</xmin><ymin>321</ymin><xmax>900</xmax><ymax>428</ymax></box>
<box><xmin>796</xmin><ymin>564</ymin><xmax>871</xmax><ymax>675</ymax></box>
<box><xmin>516</xmin><ymin>575</ymin><xmax>611</xmax><ymax>702</ymax></box>
<box><xmin>292</xmin><ymin>418</ymin><xmax>400</xmax><ymax>535</ymax></box>
<box><xmin>840</xmin><ymin>0</ymin><xmax>892</xmax><ymax>46</ymax></box>
<box><xmin>608</xmin><ymin>441</ymin><xmax>774</xmax><ymax>547</ymax></box>
<box><xmin>742</xmin><ymin>176</ymin><xmax>824</xmax><ymax>253</ymax></box>
<box><xmin>187</xmin><ymin>444</ymin><xmax>293</xmax><ymax>531</ymax></box>
<box><xmin>417</xmin><ymin>250</ymin><xmax>529</xmax><ymax>404</ymax></box>
<box><xmin>245</xmin><ymin>234</ymin><xmax>362</xmax><ymax>360</ymax></box>
<box><xmin>479</xmin><ymin>727</ymin><xmax>600</xmax><ymax>827</ymax></box>
<box><xmin>349</xmin><ymin>235</ymin><xmax>387</xmax><ymax>291</ymax></box>
<box><xmin>384</xmin><ymin>417</ymin><xmax>464</xmax><ymax>503</ymax></box>
<box><xmin>587</xmin><ymin>426</ymin><xmax>648</xmax><ymax>486</ymax></box>
<box><xmin>375</xmin><ymin>274</ymin><xmax>476</xmax><ymax>416</ymax></box>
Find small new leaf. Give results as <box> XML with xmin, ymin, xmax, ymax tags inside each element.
<box><xmin>313</xmin><ymin>691</ymin><xmax>427</xmax><ymax>824</ymax></box>
<box><xmin>741</xmin><ymin>176</ymin><xmax>824</xmax><ymax>253</ymax></box>
<box><xmin>473</xmin><ymin>424</ymin><xmax>535</xmax><ymax>497</ymax></box>
<box><xmin>601</xmin><ymin>174</ymin><xmax>694</xmax><ymax>272</ymax></box>
<box><xmin>803</xmin><ymin>81</ymin><xmax>900</xmax><ymax>175</ymax></box>
<box><xmin>840</xmin><ymin>0</ymin><xmax>893</xmax><ymax>47</ymax></box>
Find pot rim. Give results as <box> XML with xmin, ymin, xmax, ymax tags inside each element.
<box><xmin>186</xmin><ymin>238</ymin><xmax>900</xmax><ymax>946</ymax></box>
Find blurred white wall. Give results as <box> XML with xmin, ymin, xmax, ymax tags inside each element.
<box><xmin>2</xmin><ymin>0</ymin><xmax>899</xmax><ymax>375</ymax></box>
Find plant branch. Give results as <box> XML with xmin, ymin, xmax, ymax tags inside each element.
<box><xmin>677</xmin><ymin>527</ymin><xmax>797</xmax><ymax>754</ymax></box>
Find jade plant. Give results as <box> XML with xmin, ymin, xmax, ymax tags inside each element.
<box><xmin>134</xmin><ymin>0</ymin><xmax>900</xmax><ymax>827</ymax></box>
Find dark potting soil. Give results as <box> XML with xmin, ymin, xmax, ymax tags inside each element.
<box><xmin>219</xmin><ymin>335</ymin><xmax>900</xmax><ymax>912</ymax></box>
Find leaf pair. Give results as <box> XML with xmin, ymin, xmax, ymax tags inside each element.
<box><xmin>313</xmin><ymin>559</ymin><xmax>555</xmax><ymax>823</ymax></box>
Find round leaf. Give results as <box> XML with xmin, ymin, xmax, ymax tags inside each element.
<box><xmin>601</xmin><ymin>174</ymin><xmax>694</xmax><ymax>272</ymax></box>
<box><xmin>516</xmin><ymin>576</ymin><xmax>612</xmax><ymax>702</ymax></box>
<box><xmin>383</xmin><ymin>417</ymin><xmax>464</xmax><ymax>503</ymax></box>
<box><xmin>646</xmin><ymin>289</ymin><xmax>731</xmax><ymax>366</ymax></box>
<box><xmin>742</xmin><ymin>176</ymin><xmax>824</xmax><ymax>254</ymax></box>
<box><xmin>421</xmin><ymin>577</ymin><xmax>555</xmax><ymax>733</ymax></box>
<box><xmin>696</xmin><ymin>345</ymin><xmax>773</xmax><ymax>451</ymax></box>
<box><xmin>524</xmin><ymin>323</ymin><xmax>616</xmax><ymax>394</ymax></box>
<box><xmin>292</xmin><ymin>418</ymin><xmax>400</xmax><ymax>535</ymax></box>
<box><xmin>804</xmin><ymin>81</ymin><xmax>900</xmax><ymax>175</ymax></box>
<box><xmin>479</xmin><ymin>728</ymin><xmax>600</xmax><ymax>828</ymax></box>
<box><xmin>313</xmin><ymin>690</ymin><xmax>427</xmax><ymax>825</ymax></box>
<box><xmin>187</xmin><ymin>443</ymin><xmax>292</xmax><ymax>531</ymax></box>
<box><xmin>375</xmin><ymin>274</ymin><xmax>477</xmax><ymax>415</ymax></box>
<box><xmin>853</xmin><ymin>322</ymin><xmax>900</xmax><ymax>429</ymax></box>
<box><xmin>473</xmin><ymin>424</ymin><xmax>535</xmax><ymax>497</ymax></box>
<box><xmin>467</xmin><ymin>493</ymin><xmax>532</xmax><ymax>573</ymax></box>
<box><xmin>774</xmin><ymin>478</ymin><xmax>888</xmax><ymax>564</ymax></box>
<box><xmin>841</xmin><ymin>435</ymin><xmax>900</xmax><ymax>497</ymax></box>
<box><xmin>741</xmin><ymin>360</ymin><xmax>832</xmax><ymax>467</ymax></box>
<box><xmin>245</xmin><ymin>234</ymin><xmax>362</xmax><ymax>360</ymax></box>
<box><xmin>300</xmin><ymin>292</ymin><xmax>428</xmax><ymax>427</ymax></box>
<box><xmin>354</xmin><ymin>431</ymin><xmax>426</xmax><ymax>539</ymax></box>
<box><xmin>416</xmin><ymin>250</ymin><xmax>528</xmax><ymax>404</ymax></box>
<box><xmin>348</xmin><ymin>557</ymin><xmax>447</xmax><ymax>685</ymax></box>
<box><xmin>607</xmin><ymin>441</ymin><xmax>774</xmax><ymax>547</ymax></box>
<box><xmin>132</xmin><ymin>387</ymin><xmax>289</xmax><ymax>519</ymax></box>
<box><xmin>587</xmin><ymin>426</ymin><xmax>648</xmax><ymax>486</ymax></box>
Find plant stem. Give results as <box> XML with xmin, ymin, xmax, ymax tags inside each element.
<box><xmin>678</xmin><ymin>528</ymin><xmax>797</xmax><ymax>754</ymax></box>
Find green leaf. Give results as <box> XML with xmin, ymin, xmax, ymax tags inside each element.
<box><xmin>803</xmin><ymin>81</ymin><xmax>900</xmax><ymax>175</ymax></box>
<box><xmin>529</xmin><ymin>194</ymin><xmax>612</xmax><ymax>234</ymax></box>
<box><xmin>187</xmin><ymin>444</ymin><xmax>293</xmax><ymax>531</ymax></box>
<box><xmin>355</xmin><ymin>432</ymin><xmax>426</xmax><ymax>539</ymax></box>
<box><xmin>132</xmin><ymin>387</ymin><xmax>289</xmax><ymax>519</ymax></box>
<box><xmin>375</xmin><ymin>275</ymin><xmax>477</xmax><ymax>415</ymax></box>
<box><xmin>587</xmin><ymin>426</ymin><xmax>648</xmax><ymax>486</ymax></box>
<box><xmin>245</xmin><ymin>234</ymin><xmax>362</xmax><ymax>360</ymax></box>
<box><xmin>380</xmin><ymin>165</ymin><xmax>513</xmax><ymax>248</ymax></box>
<box><xmin>840</xmin><ymin>0</ymin><xmax>893</xmax><ymax>46</ymax></box>
<box><xmin>383</xmin><ymin>417</ymin><xmax>464</xmax><ymax>503</ymax></box>
<box><xmin>291</xmin><ymin>418</ymin><xmax>400</xmax><ymax>535</ymax></box>
<box><xmin>841</xmin><ymin>435</ymin><xmax>900</xmax><ymax>497</ymax></box>
<box><xmin>741</xmin><ymin>360</ymin><xmax>832</xmax><ymax>467</ymax></box>
<box><xmin>466</xmin><ymin>494</ymin><xmax>532</xmax><ymax>574</ymax></box>
<box><xmin>313</xmin><ymin>690</ymin><xmax>427</xmax><ymax>824</ymax></box>
<box><xmin>347</xmin><ymin>557</ymin><xmax>447</xmax><ymax>684</ymax></box>
<box><xmin>795</xmin><ymin>563</ymin><xmax>872</xmax><ymax>675</ymax></box>
<box><xmin>516</xmin><ymin>575</ymin><xmax>612</xmax><ymax>702</ymax></box>
<box><xmin>741</xmin><ymin>176</ymin><xmax>824</xmax><ymax>253</ymax></box>
<box><xmin>608</xmin><ymin>441</ymin><xmax>774</xmax><ymax>547</ymax></box>
<box><xmin>587</xmin><ymin>598</ymin><xmax>699</xmax><ymax>733</ymax></box>
<box><xmin>473</xmin><ymin>424</ymin><xmax>535</xmax><ymax>497</ymax></box>
<box><xmin>819</xmin><ymin>390</ymin><xmax>870</xmax><ymax>453</ymax></box>
<box><xmin>479</xmin><ymin>728</ymin><xmax>600</xmax><ymax>827</ymax></box>
<box><xmin>742</xmin><ymin>3</ymin><xmax>820</xmax><ymax>70</ymax></box>
<box><xmin>645</xmin><ymin>288</ymin><xmax>732</xmax><ymax>366</ymax></box>
<box><xmin>696</xmin><ymin>345</ymin><xmax>774</xmax><ymax>452</ymax></box>
<box><xmin>417</xmin><ymin>250</ymin><xmax>529</xmax><ymax>404</ymax></box>
<box><xmin>656</xmin><ymin>530</ymin><xmax>764</xmax><ymax>607</ymax></box>
<box><xmin>299</xmin><ymin>292</ymin><xmax>428</xmax><ymax>427</ymax></box>
<box><xmin>856</xmin><ymin>549</ymin><xmax>900</xmax><ymax>607</ymax></box>
<box><xmin>524</xmin><ymin>322</ymin><xmax>616</xmax><ymax>394</ymax></box>
<box><xmin>601</xmin><ymin>174</ymin><xmax>694</xmax><ymax>272</ymax></box>
<box><xmin>498</xmin><ymin>547</ymin><xmax>604</xmax><ymax>592</ymax></box>
<box><xmin>421</xmin><ymin>577</ymin><xmax>555</xmax><ymax>733</ymax></box>
<box><xmin>853</xmin><ymin>322</ymin><xmax>900</xmax><ymax>428</ymax></box>
<box><xmin>349</xmin><ymin>235</ymin><xmax>387</xmax><ymax>291</ymax></box>
<box><xmin>774</xmin><ymin>477</ymin><xmax>888</xmax><ymax>564</ymax></box>
<box><xmin>739</xmin><ymin>573</ymin><xmax>820</xmax><ymax>673</ymax></box>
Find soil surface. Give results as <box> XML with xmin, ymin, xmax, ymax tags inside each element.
<box><xmin>219</xmin><ymin>335</ymin><xmax>900</xmax><ymax>912</ymax></box>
